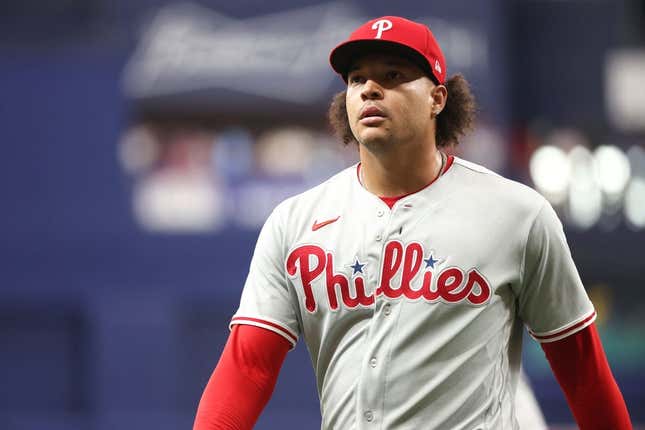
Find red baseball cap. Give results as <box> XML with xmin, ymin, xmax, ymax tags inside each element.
<box><xmin>329</xmin><ymin>16</ymin><xmax>447</xmax><ymax>85</ymax></box>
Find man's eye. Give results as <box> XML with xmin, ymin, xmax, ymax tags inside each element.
<box><xmin>349</xmin><ymin>75</ymin><xmax>363</xmax><ymax>84</ymax></box>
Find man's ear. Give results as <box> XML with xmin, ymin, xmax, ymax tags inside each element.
<box><xmin>430</xmin><ymin>85</ymin><xmax>448</xmax><ymax>117</ymax></box>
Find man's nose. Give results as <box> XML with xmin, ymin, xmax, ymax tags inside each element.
<box><xmin>361</xmin><ymin>79</ymin><xmax>384</xmax><ymax>100</ymax></box>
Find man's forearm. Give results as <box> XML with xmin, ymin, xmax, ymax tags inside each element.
<box><xmin>541</xmin><ymin>323</ymin><xmax>632</xmax><ymax>429</ymax></box>
<box><xmin>193</xmin><ymin>325</ymin><xmax>290</xmax><ymax>430</ymax></box>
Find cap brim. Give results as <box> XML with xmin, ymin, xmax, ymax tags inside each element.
<box><xmin>329</xmin><ymin>39</ymin><xmax>436</xmax><ymax>84</ymax></box>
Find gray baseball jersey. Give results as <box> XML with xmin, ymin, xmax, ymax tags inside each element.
<box><xmin>231</xmin><ymin>156</ymin><xmax>595</xmax><ymax>430</ymax></box>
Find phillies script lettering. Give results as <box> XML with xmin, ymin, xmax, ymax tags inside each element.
<box><xmin>286</xmin><ymin>241</ymin><xmax>491</xmax><ymax>313</ymax></box>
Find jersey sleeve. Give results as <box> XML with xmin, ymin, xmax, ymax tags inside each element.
<box><xmin>230</xmin><ymin>203</ymin><xmax>300</xmax><ymax>349</ymax></box>
<box><xmin>517</xmin><ymin>200</ymin><xmax>596</xmax><ymax>343</ymax></box>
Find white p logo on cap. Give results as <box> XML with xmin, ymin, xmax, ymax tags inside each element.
<box><xmin>371</xmin><ymin>19</ymin><xmax>393</xmax><ymax>39</ymax></box>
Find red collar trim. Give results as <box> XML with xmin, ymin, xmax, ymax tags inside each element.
<box><xmin>356</xmin><ymin>155</ymin><xmax>454</xmax><ymax>208</ymax></box>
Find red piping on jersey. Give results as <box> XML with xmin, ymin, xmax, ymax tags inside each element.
<box><xmin>231</xmin><ymin>316</ymin><xmax>298</xmax><ymax>344</ymax></box>
<box><xmin>356</xmin><ymin>155</ymin><xmax>454</xmax><ymax>208</ymax></box>
<box><xmin>530</xmin><ymin>311</ymin><xmax>596</xmax><ymax>341</ymax></box>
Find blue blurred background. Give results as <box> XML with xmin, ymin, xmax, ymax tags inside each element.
<box><xmin>1</xmin><ymin>0</ymin><xmax>644</xmax><ymax>429</ymax></box>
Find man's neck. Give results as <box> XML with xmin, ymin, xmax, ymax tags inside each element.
<box><xmin>358</xmin><ymin>143</ymin><xmax>443</xmax><ymax>197</ymax></box>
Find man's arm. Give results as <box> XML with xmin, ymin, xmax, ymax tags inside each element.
<box><xmin>193</xmin><ymin>325</ymin><xmax>290</xmax><ymax>430</ymax></box>
<box><xmin>541</xmin><ymin>322</ymin><xmax>632</xmax><ymax>429</ymax></box>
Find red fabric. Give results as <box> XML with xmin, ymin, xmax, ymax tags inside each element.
<box><xmin>541</xmin><ymin>323</ymin><xmax>632</xmax><ymax>429</ymax></box>
<box><xmin>193</xmin><ymin>325</ymin><xmax>290</xmax><ymax>430</ymax></box>
<box><xmin>380</xmin><ymin>195</ymin><xmax>401</xmax><ymax>209</ymax></box>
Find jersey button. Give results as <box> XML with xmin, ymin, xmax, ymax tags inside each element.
<box><xmin>364</xmin><ymin>411</ymin><xmax>374</xmax><ymax>422</ymax></box>
<box><xmin>383</xmin><ymin>304</ymin><xmax>391</xmax><ymax>315</ymax></box>
<box><xmin>377</xmin><ymin>209</ymin><xmax>384</xmax><ymax>217</ymax></box>
<box><xmin>375</xmin><ymin>233</ymin><xmax>382</xmax><ymax>241</ymax></box>
<box><xmin>370</xmin><ymin>357</ymin><xmax>377</xmax><ymax>368</ymax></box>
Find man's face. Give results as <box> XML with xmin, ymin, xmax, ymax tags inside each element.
<box><xmin>345</xmin><ymin>53</ymin><xmax>436</xmax><ymax>152</ymax></box>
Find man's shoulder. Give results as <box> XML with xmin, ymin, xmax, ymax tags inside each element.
<box><xmin>449</xmin><ymin>156</ymin><xmax>547</xmax><ymax>213</ymax></box>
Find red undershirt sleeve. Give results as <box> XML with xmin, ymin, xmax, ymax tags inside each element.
<box><xmin>541</xmin><ymin>322</ymin><xmax>632</xmax><ymax>429</ymax></box>
<box><xmin>193</xmin><ymin>324</ymin><xmax>291</xmax><ymax>430</ymax></box>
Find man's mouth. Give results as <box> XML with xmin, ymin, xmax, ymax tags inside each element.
<box><xmin>359</xmin><ymin>106</ymin><xmax>387</xmax><ymax>125</ymax></box>
<box><xmin>360</xmin><ymin>106</ymin><xmax>387</xmax><ymax>119</ymax></box>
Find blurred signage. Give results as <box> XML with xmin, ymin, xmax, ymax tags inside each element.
<box><xmin>122</xmin><ymin>2</ymin><xmax>490</xmax><ymax>106</ymax></box>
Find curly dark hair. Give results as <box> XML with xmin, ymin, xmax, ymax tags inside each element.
<box><xmin>327</xmin><ymin>74</ymin><xmax>477</xmax><ymax>148</ymax></box>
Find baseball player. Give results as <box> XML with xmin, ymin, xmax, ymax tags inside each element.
<box><xmin>194</xmin><ymin>16</ymin><xmax>632</xmax><ymax>429</ymax></box>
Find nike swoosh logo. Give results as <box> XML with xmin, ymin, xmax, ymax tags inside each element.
<box><xmin>312</xmin><ymin>216</ymin><xmax>340</xmax><ymax>231</ymax></box>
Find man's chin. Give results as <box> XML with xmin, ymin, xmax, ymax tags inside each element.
<box><xmin>358</xmin><ymin>127</ymin><xmax>391</xmax><ymax>144</ymax></box>
<box><xmin>358</xmin><ymin>133</ymin><xmax>393</xmax><ymax>152</ymax></box>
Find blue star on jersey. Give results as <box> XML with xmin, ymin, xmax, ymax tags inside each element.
<box><xmin>350</xmin><ymin>259</ymin><xmax>365</xmax><ymax>275</ymax></box>
<box><xmin>424</xmin><ymin>254</ymin><xmax>438</xmax><ymax>269</ymax></box>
